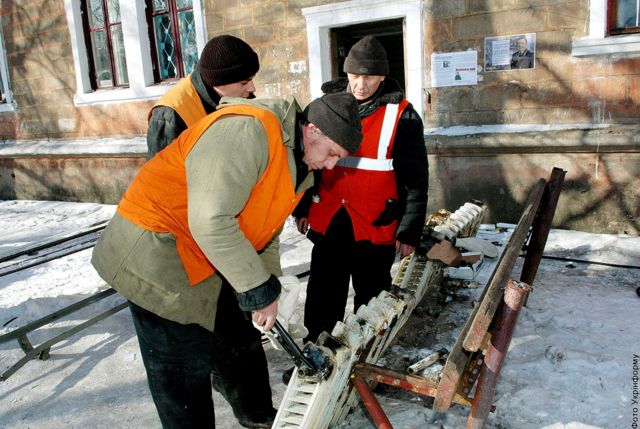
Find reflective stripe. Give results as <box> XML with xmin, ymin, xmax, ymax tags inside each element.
<box><xmin>378</xmin><ymin>104</ymin><xmax>399</xmax><ymax>159</ymax></box>
<box><xmin>336</xmin><ymin>156</ymin><xmax>394</xmax><ymax>171</ymax></box>
<box><xmin>336</xmin><ymin>103</ymin><xmax>400</xmax><ymax>172</ymax></box>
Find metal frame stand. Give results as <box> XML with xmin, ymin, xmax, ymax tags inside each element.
<box><xmin>349</xmin><ymin>167</ymin><xmax>566</xmax><ymax>428</ymax></box>
<box><xmin>0</xmin><ymin>288</ymin><xmax>126</xmax><ymax>381</ymax></box>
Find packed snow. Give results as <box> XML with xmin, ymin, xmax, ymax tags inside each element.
<box><xmin>0</xmin><ymin>200</ymin><xmax>638</xmax><ymax>429</ymax></box>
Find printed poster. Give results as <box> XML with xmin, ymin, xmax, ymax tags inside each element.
<box><xmin>484</xmin><ymin>33</ymin><xmax>536</xmax><ymax>71</ymax></box>
<box><xmin>431</xmin><ymin>51</ymin><xmax>478</xmax><ymax>87</ymax></box>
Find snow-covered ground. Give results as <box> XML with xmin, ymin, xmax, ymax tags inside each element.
<box><xmin>0</xmin><ymin>200</ymin><xmax>638</xmax><ymax>429</ymax></box>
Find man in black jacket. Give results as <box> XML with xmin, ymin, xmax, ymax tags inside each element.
<box><xmin>147</xmin><ymin>34</ymin><xmax>259</xmax><ymax>157</ymax></box>
<box><xmin>291</xmin><ymin>36</ymin><xmax>428</xmax><ymax>380</ymax></box>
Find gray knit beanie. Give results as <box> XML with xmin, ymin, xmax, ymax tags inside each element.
<box><xmin>304</xmin><ymin>93</ymin><xmax>363</xmax><ymax>154</ymax></box>
<box><xmin>343</xmin><ymin>35</ymin><xmax>389</xmax><ymax>76</ymax></box>
<box><xmin>199</xmin><ymin>35</ymin><xmax>259</xmax><ymax>87</ymax></box>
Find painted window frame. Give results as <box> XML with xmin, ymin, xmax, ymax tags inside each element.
<box><xmin>147</xmin><ymin>0</ymin><xmax>197</xmax><ymax>82</ymax></box>
<box><xmin>608</xmin><ymin>0</ymin><xmax>640</xmax><ymax>35</ymax></box>
<box><xmin>81</xmin><ymin>0</ymin><xmax>130</xmax><ymax>89</ymax></box>
<box><xmin>0</xmin><ymin>25</ymin><xmax>14</xmax><ymax>113</ymax></box>
<box><xmin>572</xmin><ymin>0</ymin><xmax>640</xmax><ymax>56</ymax></box>
<box><xmin>63</xmin><ymin>0</ymin><xmax>207</xmax><ymax>105</ymax></box>
<box><xmin>302</xmin><ymin>0</ymin><xmax>424</xmax><ymax>120</ymax></box>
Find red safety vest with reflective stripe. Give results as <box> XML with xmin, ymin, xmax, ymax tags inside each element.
<box><xmin>147</xmin><ymin>74</ymin><xmax>207</xmax><ymax>127</ymax></box>
<box><xmin>119</xmin><ymin>104</ymin><xmax>303</xmax><ymax>286</ymax></box>
<box><xmin>308</xmin><ymin>100</ymin><xmax>409</xmax><ymax>244</ymax></box>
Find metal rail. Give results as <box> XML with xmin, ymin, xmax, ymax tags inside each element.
<box><xmin>0</xmin><ymin>221</ymin><xmax>108</xmax><ymax>263</ymax></box>
<box><xmin>0</xmin><ymin>222</ymin><xmax>123</xmax><ymax>382</ymax></box>
<box><xmin>1</xmin><ymin>298</ymin><xmax>127</xmax><ymax>381</ymax></box>
<box><xmin>0</xmin><ymin>222</ymin><xmax>107</xmax><ymax>278</ymax></box>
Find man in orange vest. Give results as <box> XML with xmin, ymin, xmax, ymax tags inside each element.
<box><xmin>92</xmin><ymin>93</ymin><xmax>362</xmax><ymax>428</ymax></box>
<box><xmin>291</xmin><ymin>36</ymin><xmax>428</xmax><ymax>382</ymax></box>
<box><xmin>147</xmin><ymin>34</ymin><xmax>259</xmax><ymax>157</ymax></box>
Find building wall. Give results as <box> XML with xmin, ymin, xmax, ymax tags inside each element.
<box><xmin>0</xmin><ymin>0</ymin><xmax>153</xmax><ymax>140</ymax></box>
<box><xmin>422</xmin><ymin>0</ymin><xmax>639</xmax><ymax>128</ymax></box>
<box><xmin>202</xmin><ymin>0</ymin><xmax>325</xmax><ymax>102</ymax></box>
<box><xmin>0</xmin><ymin>0</ymin><xmax>638</xmax><ymax>234</ymax></box>
<box><xmin>0</xmin><ymin>155</ymin><xmax>146</xmax><ymax>202</ymax></box>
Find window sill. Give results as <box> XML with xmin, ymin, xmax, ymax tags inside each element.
<box><xmin>0</xmin><ymin>102</ymin><xmax>15</xmax><ymax>113</ymax></box>
<box><xmin>572</xmin><ymin>33</ymin><xmax>640</xmax><ymax>56</ymax></box>
<box><xmin>73</xmin><ymin>83</ymin><xmax>176</xmax><ymax>106</ymax></box>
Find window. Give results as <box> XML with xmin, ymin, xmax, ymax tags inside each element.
<box><xmin>608</xmin><ymin>0</ymin><xmax>640</xmax><ymax>35</ymax></box>
<box><xmin>572</xmin><ymin>0</ymin><xmax>640</xmax><ymax>56</ymax></box>
<box><xmin>81</xmin><ymin>0</ymin><xmax>129</xmax><ymax>89</ymax></box>
<box><xmin>0</xmin><ymin>26</ymin><xmax>12</xmax><ymax>111</ymax></box>
<box><xmin>147</xmin><ymin>0</ymin><xmax>198</xmax><ymax>82</ymax></box>
<box><xmin>64</xmin><ymin>0</ymin><xmax>207</xmax><ymax>105</ymax></box>
<box><xmin>302</xmin><ymin>0</ymin><xmax>424</xmax><ymax>119</ymax></box>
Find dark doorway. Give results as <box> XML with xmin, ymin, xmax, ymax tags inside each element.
<box><xmin>330</xmin><ymin>19</ymin><xmax>405</xmax><ymax>91</ymax></box>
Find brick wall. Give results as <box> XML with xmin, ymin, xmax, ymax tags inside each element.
<box><xmin>203</xmin><ymin>0</ymin><xmax>335</xmax><ymax>105</ymax></box>
<box><xmin>423</xmin><ymin>0</ymin><xmax>640</xmax><ymax>128</ymax></box>
<box><xmin>3</xmin><ymin>0</ymin><xmax>636</xmax><ymax>139</ymax></box>
<box><xmin>0</xmin><ymin>0</ymin><xmax>151</xmax><ymax>141</ymax></box>
<box><xmin>0</xmin><ymin>0</ymin><xmax>637</xmax><ymax>232</ymax></box>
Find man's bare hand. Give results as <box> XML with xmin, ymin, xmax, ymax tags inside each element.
<box><xmin>396</xmin><ymin>241</ymin><xmax>415</xmax><ymax>259</ymax></box>
<box><xmin>295</xmin><ymin>217</ymin><xmax>309</xmax><ymax>234</ymax></box>
<box><xmin>252</xmin><ymin>299</ymin><xmax>278</xmax><ymax>331</ymax></box>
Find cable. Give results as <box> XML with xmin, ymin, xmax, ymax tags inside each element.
<box><xmin>524</xmin><ymin>253</ymin><xmax>640</xmax><ymax>270</ymax></box>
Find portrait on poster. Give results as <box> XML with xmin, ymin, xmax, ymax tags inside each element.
<box><xmin>484</xmin><ymin>33</ymin><xmax>536</xmax><ymax>71</ymax></box>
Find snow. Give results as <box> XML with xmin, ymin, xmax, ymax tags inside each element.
<box><xmin>0</xmin><ymin>122</ymin><xmax>614</xmax><ymax>158</ymax></box>
<box><xmin>0</xmin><ymin>138</ymin><xmax>146</xmax><ymax>156</ymax></box>
<box><xmin>423</xmin><ymin>123</ymin><xmax>610</xmax><ymax>136</ymax></box>
<box><xmin>1</xmin><ymin>200</ymin><xmax>639</xmax><ymax>429</ymax></box>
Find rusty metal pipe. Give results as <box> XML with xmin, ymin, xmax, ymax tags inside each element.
<box><xmin>467</xmin><ymin>279</ymin><xmax>532</xmax><ymax>429</ymax></box>
<box><xmin>352</xmin><ymin>377</ymin><xmax>394</xmax><ymax>429</ymax></box>
<box><xmin>520</xmin><ymin>167</ymin><xmax>566</xmax><ymax>287</ymax></box>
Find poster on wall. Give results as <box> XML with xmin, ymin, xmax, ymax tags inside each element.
<box><xmin>484</xmin><ymin>33</ymin><xmax>536</xmax><ymax>71</ymax></box>
<box><xmin>431</xmin><ymin>50</ymin><xmax>477</xmax><ymax>87</ymax></box>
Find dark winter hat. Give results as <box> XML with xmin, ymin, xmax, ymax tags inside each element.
<box><xmin>343</xmin><ymin>35</ymin><xmax>389</xmax><ymax>76</ymax></box>
<box><xmin>304</xmin><ymin>93</ymin><xmax>363</xmax><ymax>154</ymax></box>
<box><xmin>199</xmin><ymin>35</ymin><xmax>259</xmax><ymax>87</ymax></box>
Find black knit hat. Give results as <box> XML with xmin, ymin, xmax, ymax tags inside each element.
<box><xmin>304</xmin><ymin>93</ymin><xmax>363</xmax><ymax>154</ymax></box>
<box><xmin>199</xmin><ymin>35</ymin><xmax>259</xmax><ymax>87</ymax></box>
<box><xmin>343</xmin><ymin>35</ymin><xmax>389</xmax><ymax>76</ymax></box>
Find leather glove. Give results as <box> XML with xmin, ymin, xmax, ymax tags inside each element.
<box><xmin>372</xmin><ymin>198</ymin><xmax>399</xmax><ymax>227</ymax></box>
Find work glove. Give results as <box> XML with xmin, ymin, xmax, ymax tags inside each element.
<box><xmin>253</xmin><ymin>275</ymin><xmax>308</xmax><ymax>350</ymax></box>
<box><xmin>372</xmin><ymin>198</ymin><xmax>399</xmax><ymax>227</ymax></box>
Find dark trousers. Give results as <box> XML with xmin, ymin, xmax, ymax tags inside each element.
<box><xmin>304</xmin><ymin>208</ymin><xmax>396</xmax><ymax>343</ymax></box>
<box><xmin>129</xmin><ymin>282</ymin><xmax>275</xmax><ymax>429</ymax></box>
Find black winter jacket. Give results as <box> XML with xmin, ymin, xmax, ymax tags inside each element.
<box><xmin>295</xmin><ymin>77</ymin><xmax>428</xmax><ymax>246</ymax></box>
<box><xmin>146</xmin><ymin>63</ymin><xmax>222</xmax><ymax>158</ymax></box>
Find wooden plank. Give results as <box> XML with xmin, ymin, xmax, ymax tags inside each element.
<box><xmin>433</xmin><ymin>305</ymin><xmax>477</xmax><ymax>412</ymax></box>
<box><xmin>462</xmin><ymin>179</ymin><xmax>546</xmax><ymax>352</ymax></box>
<box><xmin>434</xmin><ymin>179</ymin><xmax>546</xmax><ymax>412</ymax></box>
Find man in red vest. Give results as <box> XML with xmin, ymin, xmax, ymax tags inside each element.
<box><xmin>147</xmin><ymin>34</ymin><xmax>260</xmax><ymax>157</ymax></box>
<box><xmin>291</xmin><ymin>36</ymin><xmax>428</xmax><ymax>382</ymax></box>
<box><xmin>92</xmin><ymin>93</ymin><xmax>362</xmax><ymax>428</ymax></box>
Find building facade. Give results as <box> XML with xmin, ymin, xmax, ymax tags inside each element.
<box><xmin>0</xmin><ymin>0</ymin><xmax>638</xmax><ymax>233</ymax></box>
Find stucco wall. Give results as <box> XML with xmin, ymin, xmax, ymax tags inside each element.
<box><xmin>426</xmin><ymin>125</ymin><xmax>639</xmax><ymax>234</ymax></box>
<box><xmin>0</xmin><ymin>155</ymin><xmax>146</xmax><ymax>202</ymax></box>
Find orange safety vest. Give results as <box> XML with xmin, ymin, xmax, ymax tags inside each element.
<box><xmin>119</xmin><ymin>104</ymin><xmax>304</xmax><ymax>286</ymax></box>
<box><xmin>147</xmin><ymin>74</ymin><xmax>207</xmax><ymax>127</ymax></box>
<box><xmin>308</xmin><ymin>100</ymin><xmax>409</xmax><ymax>245</ymax></box>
